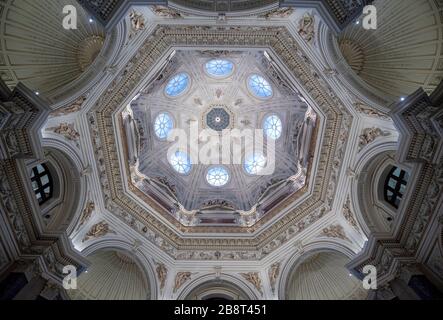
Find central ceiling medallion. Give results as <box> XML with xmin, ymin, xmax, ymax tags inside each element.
<box><xmin>203</xmin><ymin>105</ymin><xmax>234</xmax><ymax>131</ymax></box>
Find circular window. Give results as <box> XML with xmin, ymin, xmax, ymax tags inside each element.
<box><xmin>205</xmin><ymin>59</ymin><xmax>234</xmax><ymax>77</ymax></box>
<box><xmin>169</xmin><ymin>151</ymin><xmax>192</xmax><ymax>175</ymax></box>
<box><xmin>263</xmin><ymin>115</ymin><xmax>283</xmax><ymax>140</ymax></box>
<box><xmin>248</xmin><ymin>74</ymin><xmax>273</xmax><ymax>99</ymax></box>
<box><xmin>244</xmin><ymin>153</ymin><xmax>267</xmax><ymax>175</ymax></box>
<box><xmin>154</xmin><ymin>113</ymin><xmax>174</xmax><ymax>139</ymax></box>
<box><xmin>165</xmin><ymin>73</ymin><xmax>190</xmax><ymax>97</ymax></box>
<box><xmin>206</xmin><ymin>166</ymin><xmax>230</xmax><ymax>187</ymax></box>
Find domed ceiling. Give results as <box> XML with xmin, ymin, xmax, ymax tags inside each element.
<box><xmin>124</xmin><ymin>50</ymin><xmax>313</xmax><ymax>226</ymax></box>
<box><xmin>339</xmin><ymin>0</ymin><xmax>443</xmax><ymax>99</ymax></box>
<box><xmin>0</xmin><ymin>0</ymin><xmax>105</xmax><ymax>95</ymax></box>
<box><xmin>87</xmin><ymin>25</ymin><xmax>352</xmax><ymax>260</ymax></box>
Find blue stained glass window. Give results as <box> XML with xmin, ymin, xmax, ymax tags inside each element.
<box><xmin>165</xmin><ymin>73</ymin><xmax>190</xmax><ymax>97</ymax></box>
<box><xmin>154</xmin><ymin>113</ymin><xmax>174</xmax><ymax>139</ymax></box>
<box><xmin>263</xmin><ymin>115</ymin><xmax>282</xmax><ymax>140</ymax></box>
<box><xmin>169</xmin><ymin>151</ymin><xmax>192</xmax><ymax>175</ymax></box>
<box><xmin>205</xmin><ymin>59</ymin><xmax>234</xmax><ymax>77</ymax></box>
<box><xmin>206</xmin><ymin>166</ymin><xmax>230</xmax><ymax>187</ymax></box>
<box><xmin>248</xmin><ymin>74</ymin><xmax>273</xmax><ymax>98</ymax></box>
<box><xmin>244</xmin><ymin>153</ymin><xmax>267</xmax><ymax>175</ymax></box>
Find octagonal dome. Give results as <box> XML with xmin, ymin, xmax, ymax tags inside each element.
<box><xmin>89</xmin><ymin>25</ymin><xmax>349</xmax><ymax>258</ymax></box>
<box><xmin>123</xmin><ymin>50</ymin><xmax>315</xmax><ymax>228</ymax></box>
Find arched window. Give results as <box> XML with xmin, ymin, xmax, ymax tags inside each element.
<box><xmin>384</xmin><ymin>167</ymin><xmax>409</xmax><ymax>209</ymax></box>
<box><xmin>30</xmin><ymin>163</ymin><xmax>53</xmax><ymax>205</ymax></box>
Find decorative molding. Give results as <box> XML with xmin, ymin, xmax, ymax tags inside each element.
<box><xmin>259</xmin><ymin>7</ymin><xmax>294</xmax><ymax>19</ymax></box>
<box><xmin>77</xmin><ymin>201</ymin><xmax>95</xmax><ymax>230</ymax></box>
<box><xmin>46</xmin><ymin>123</ymin><xmax>80</xmax><ymax>143</ymax></box>
<box><xmin>82</xmin><ymin>221</ymin><xmax>115</xmax><ymax>242</ymax></box>
<box><xmin>240</xmin><ymin>272</ymin><xmax>263</xmax><ymax>295</ymax></box>
<box><xmin>268</xmin><ymin>262</ymin><xmax>280</xmax><ymax>294</ymax></box>
<box><xmin>354</xmin><ymin>102</ymin><xmax>390</xmax><ymax>120</ymax></box>
<box><xmin>343</xmin><ymin>197</ymin><xmax>359</xmax><ymax>231</ymax></box>
<box><xmin>50</xmin><ymin>96</ymin><xmax>87</xmax><ymax>117</ymax></box>
<box><xmin>298</xmin><ymin>12</ymin><xmax>315</xmax><ymax>44</ymax></box>
<box><xmin>0</xmin><ymin>81</ymin><xmax>50</xmax><ymax>160</ymax></box>
<box><xmin>129</xmin><ymin>10</ymin><xmax>146</xmax><ymax>39</ymax></box>
<box><xmin>173</xmin><ymin>271</ymin><xmax>192</xmax><ymax>293</ymax></box>
<box><xmin>152</xmin><ymin>5</ymin><xmax>184</xmax><ymax>18</ymax></box>
<box><xmin>156</xmin><ymin>262</ymin><xmax>168</xmax><ymax>291</ymax></box>
<box><xmin>320</xmin><ymin>224</ymin><xmax>351</xmax><ymax>242</ymax></box>
<box><xmin>358</xmin><ymin>127</ymin><xmax>390</xmax><ymax>151</ymax></box>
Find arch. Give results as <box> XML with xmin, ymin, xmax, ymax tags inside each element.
<box><xmin>279</xmin><ymin>247</ymin><xmax>365</xmax><ymax>300</ymax></box>
<box><xmin>177</xmin><ymin>274</ymin><xmax>260</xmax><ymax>300</ymax></box>
<box><xmin>40</xmin><ymin>138</ymin><xmax>88</xmax><ymax>235</ymax></box>
<box><xmin>277</xmin><ymin>240</ymin><xmax>357</xmax><ymax>299</ymax></box>
<box><xmin>81</xmin><ymin>239</ymin><xmax>158</xmax><ymax>300</ymax></box>
<box><xmin>351</xmin><ymin>142</ymin><xmax>415</xmax><ymax>236</ymax></box>
<box><xmin>23</xmin><ymin>141</ymin><xmax>86</xmax><ymax>234</ymax></box>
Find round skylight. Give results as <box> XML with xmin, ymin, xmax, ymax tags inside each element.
<box><xmin>165</xmin><ymin>73</ymin><xmax>190</xmax><ymax>97</ymax></box>
<box><xmin>169</xmin><ymin>151</ymin><xmax>192</xmax><ymax>175</ymax></box>
<box><xmin>205</xmin><ymin>59</ymin><xmax>234</xmax><ymax>77</ymax></box>
<box><xmin>263</xmin><ymin>115</ymin><xmax>282</xmax><ymax>140</ymax></box>
<box><xmin>244</xmin><ymin>153</ymin><xmax>267</xmax><ymax>175</ymax></box>
<box><xmin>154</xmin><ymin>113</ymin><xmax>174</xmax><ymax>139</ymax></box>
<box><xmin>248</xmin><ymin>74</ymin><xmax>273</xmax><ymax>98</ymax></box>
<box><xmin>206</xmin><ymin>166</ymin><xmax>230</xmax><ymax>187</ymax></box>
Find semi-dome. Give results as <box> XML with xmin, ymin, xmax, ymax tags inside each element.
<box><xmin>339</xmin><ymin>0</ymin><xmax>443</xmax><ymax>99</ymax></box>
<box><xmin>0</xmin><ymin>0</ymin><xmax>105</xmax><ymax>95</ymax></box>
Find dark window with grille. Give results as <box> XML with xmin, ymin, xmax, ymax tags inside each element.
<box><xmin>384</xmin><ymin>167</ymin><xmax>409</xmax><ymax>209</ymax></box>
<box><xmin>30</xmin><ymin>164</ymin><xmax>53</xmax><ymax>205</ymax></box>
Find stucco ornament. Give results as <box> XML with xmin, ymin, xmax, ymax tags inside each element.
<box><xmin>298</xmin><ymin>13</ymin><xmax>316</xmax><ymax>44</ymax></box>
